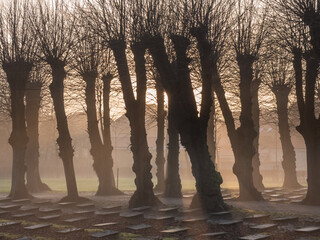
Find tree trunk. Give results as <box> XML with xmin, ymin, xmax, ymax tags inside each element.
<box><xmin>272</xmin><ymin>85</ymin><xmax>301</xmax><ymax>189</ymax></box>
<box><xmin>207</xmin><ymin>95</ymin><xmax>216</xmax><ymax>166</ymax></box>
<box><xmin>109</xmin><ymin>40</ymin><xmax>160</xmax><ymax>207</ymax></box>
<box><xmin>147</xmin><ymin>35</ymin><xmax>226</xmax><ymax>212</ymax></box>
<box><xmin>251</xmin><ymin>79</ymin><xmax>264</xmax><ymax>190</ymax></box>
<box><xmin>48</xmin><ymin>59</ymin><xmax>80</xmax><ymax>202</ymax></box>
<box><xmin>3</xmin><ymin>62</ymin><xmax>31</xmax><ymax>199</ymax></box>
<box><xmin>164</xmin><ymin>100</ymin><xmax>182</xmax><ymax>198</ymax></box>
<box><xmin>154</xmin><ymin>80</ymin><xmax>166</xmax><ymax>192</ymax></box>
<box><xmin>83</xmin><ymin>72</ymin><xmax>122</xmax><ymax>196</ymax></box>
<box><xmin>25</xmin><ymin>82</ymin><xmax>51</xmax><ymax>193</ymax></box>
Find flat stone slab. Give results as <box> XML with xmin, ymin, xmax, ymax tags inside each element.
<box><xmin>131</xmin><ymin>206</ymin><xmax>151</xmax><ymax>212</ymax></box>
<box><xmin>64</xmin><ymin>216</ymin><xmax>89</xmax><ymax>223</ymax></box>
<box><xmin>38</xmin><ymin>214</ymin><xmax>61</xmax><ymax>220</ymax></box>
<box><xmin>12</xmin><ymin>212</ymin><xmax>35</xmax><ymax>218</ymax></box>
<box><xmin>269</xmin><ymin>198</ymin><xmax>289</xmax><ymax>203</ymax></box>
<box><xmin>102</xmin><ymin>205</ymin><xmax>122</xmax><ymax>211</ymax></box>
<box><xmin>161</xmin><ymin>227</ymin><xmax>189</xmax><ymax>234</ymax></box>
<box><xmin>39</xmin><ymin>208</ymin><xmax>61</xmax><ymax>214</ymax></box>
<box><xmin>200</xmin><ymin>232</ymin><xmax>227</xmax><ymax>237</ymax></box>
<box><xmin>0</xmin><ymin>211</ymin><xmax>9</xmax><ymax>215</ymax></box>
<box><xmin>0</xmin><ymin>221</ymin><xmax>21</xmax><ymax>227</ymax></box>
<box><xmin>127</xmin><ymin>223</ymin><xmax>152</xmax><ymax>230</ymax></box>
<box><xmin>16</xmin><ymin>237</ymin><xmax>37</xmax><ymax>240</ymax></box>
<box><xmin>183</xmin><ymin>194</ymin><xmax>194</xmax><ymax>198</ymax></box>
<box><xmin>239</xmin><ymin>234</ymin><xmax>270</xmax><ymax>240</ymax></box>
<box><xmin>179</xmin><ymin>208</ymin><xmax>201</xmax><ymax>214</ymax></box>
<box><xmin>182</xmin><ymin>217</ymin><xmax>207</xmax><ymax>223</ymax></box>
<box><xmin>20</xmin><ymin>206</ymin><xmax>39</xmax><ymax>212</ymax></box>
<box><xmin>56</xmin><ymin>227</ymin><xmax>83</xmax><ymax>234</ymax></box>
<box><xmin>24</xmin><ymin>223</ymin><xmax>52</xmax><ymax>230</ymax></box>
<box><xmin>12</xmin><ymin>199</ymin><xmax>30</xmax><ymax>204</ymax></box>
<box><xmin>0</xmin><ymin>204</ymin><xmax>22</xmax><ymax>210</ymax></box>
<box><xmin>120</xmin><ymin>211</ymin><xmax>144</xmax><ymax>218</ymax></box>
<box><xmin>145</xmin><ymin>215</ymin><xmax>175</xmax><ymax>221</ymax></box>
<box><xmin>263</xmin><ymin>190</ymin><xmax>276</xmax><ymax>193</ymax></box>
<box><xmin>217</xmin><ymin>219</ymin><xmax>243</xmax><ymax>226</ymax></box>
<box><xmin>89</xmin><ymin>230</ymin><xmax>119</xmax><ymax>238</ymax></box>
<box><xmin>288</xmin><ymin>195</ymin><xmax>304</xmax><ymax>200</ymax></box>
<box><xmin>295</xmin><ymin>226</ymin><xmax>320</xmax><ymax>233</ymax></box>
<box><xmin>270</xmin><ymin>194</ymin><xmax>283</xmax><ymax>198</ymax></box>
<box><xmin>73</xmin><ymin>210</ymin><xmax>95</xmax><ymax>215</ymax></box>
<box><xmin>32</xmin><ymin>200</ymin><xmax>51</xmax><ymax>205</ymax></box>
<box><xmin>158</xmin><ymin>207</ymin><xmax>179</xmax><ymax>213</ymax></box>
<box><xmin>224</xmin><ymin>197</ymin><xmax>236</xmax><ymax>200</ymax></box>
<box><xmin>58</xmin><ymin>202</ymin><xmax>76</xmax><ymax>207</ymax></box>
<box><xmin>0</xmin><ymin>198</ymin><xmax>11</xmax><ymax>203</ymax></box>
<box><xmin>272</xmin><ymin>216</ymin><xmax>299</xmax><ymax>222</ymax></box>
<box><xmin>76</xmin><ymin>203</ymin><xmax>95</xmax><ymax>208</ymax></box>
<box><xmin>93</xmin><ymin>222</ymin><xmax>117</xmax><ymax>227</ymax></box>
<box><xmin>244</xmin><ymin>214</ymin><xmax>270</xmax><ymax>221</ymax></box>
<box><xmin>210</xmin><ymin>211</ymin><xmax>231</xmax><ymax>217</ymax></box>
<box><xmin>95</xmin><ymin>210</ymin><xmax>121</xmax><ymax>216</ymax></box>
<box><xmin>250</xmin><ymin>224</ymin><xmax>277</xmax><ymax>230</ymax></box>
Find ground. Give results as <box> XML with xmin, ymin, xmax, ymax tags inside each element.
<box><xmin>0</xmin><ymin>186</ymin><xmax>319</xmax><ymax>240</ymax></box>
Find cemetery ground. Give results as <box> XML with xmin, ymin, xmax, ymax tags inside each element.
<box><xmin>0</xmin><ymin>180</ymin><xmax>319</xmax><ymax>239</ymax></box>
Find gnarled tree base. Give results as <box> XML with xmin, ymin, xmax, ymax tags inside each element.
<box><xmin>190</xmin><ymin>193</ymin><xmax>226</xmax><ymax>212</ymax></box>
<box><xmin>96</xmin><ymin>186</ymin><xmax>124</xmax><ymax>196</ymax></box>
<box><xmin>59</xmin><ymin>195</ymin><xmax>90</xmax><ymax>203</ymax></box>
<box><xmin>129</xmin><ymin>191</ymin><xmax>162</xmax><ymax>208</ymax></box>
<box><xmin>27</xmin><ymin>182</ymin><xmax>51</xmax><ymax>193</ymax></box>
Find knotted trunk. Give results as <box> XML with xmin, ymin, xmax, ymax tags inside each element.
<box><xmin>251</xmin><ymin>79</ymin><xmax>264</xmax><ymax>190</ymax></box>
<box><xmin>3</xmin><ymin>62</ymin><xmax>32</xmax><ymax>199</ymax></box>
<box><xmin>83</xmin><ymin>72</ymin><xmax>122</xmax><ymax>196</ymax></box>
<box><xmin>154</xmin><ymin>81</ymin><xmax>166</xmax><ymax>192</ymax></box>
<box><xmin>147</xmin><ymin>35</ymin><xmax>225</xmax><ymax>212</ymax></box>
<box><xmin>109</xmin><ymin>40</ymin><xmax>160</xmax><ymax>207</ymax></box>
<box><xmin>25</xmin><ymin>82</ymin><xmax>51</xmax><ymax>193</ymax></box>
<box><xmin>272</xmin><ymin>85</ymin><xmax>301</xmax><ymax>189</ymax></box>
<box><xmin>48</xmin><ymin>59</ymin><xmax>79</xmax><ymax>202</ymax></box>
<box><xmin>207</xmin><ymin>98</ymin><xmax>216</xmax><ymax>166</ymax></box>
<box><xmin>164</xmin><ymin>100</ymin><xmax>182</xmax><ymax>198</ymax></box>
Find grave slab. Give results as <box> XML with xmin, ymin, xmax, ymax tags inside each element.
<box><xmin>161</xmin><ymin>227</ymin><xmax>189</xmax><ymax>234</ymax></box>
<box><xmin>269</xmin><ymin>198</ymin><xmax>289</xmax><ymax>203</ymax></box>
<box><xmin>0</xmin><ymin>211</ymin><xmax>9</xmax><ymax>215</ymax></box>
<box><xmin>102</xmin><ymin>205</ymin><xmax>122</xmax><ymax>211</ymax></box>
<box><xmin>32</xmin><ymin>200</ymin><xmax>51</xmax><ymax>205</ymax></box>
<box><xmin>24</xmin><ymin>223</ymin><xmax>52</xmax><ymax>230</ymax></box>
<box><xmin>39</xmin><ymin>208</ymin><xmax>61</xmax><ymax>214</ymax></box>
<box><xmin>217</xmin><ymin>219</ymin><xmax>243</xmax><ymax>226</ymax></box>
<box><xmin>56</xmin><ymin>227</ymin><xmax>83</xmax><ymax>234</ymax></box>
<box><xmin>95</xmin><ymin>210</ymin><xmax>121</xmax><ymax>216</ymax></box>
<box><xmin>250</xmin><ymin>224</ymin><xmax>277</xmax><ymax>230</ymax></box>
<box><xmin>20</xmin><ymin>206</ymin><xmax>39</xmax><ymax>212</ymax></box>
<box><xmin>120</xmin><ymin>211</ymin><xmax>143</xmax><ymax>218</ymax></box>
<box><xmin>272</xmin><ymin>216</ymin><xmax>299</xmax><ymax>222</ymax></box>
<box><xmin>200</xmin><ymin>232</ymin><xmax>227</xmax><ymax>237</ymax></box>
<box><xmin>93</xmin><ymin>222</ymin><xmax>117</xmax><ymax>227</ymax></box>
<box><xmin>64</xmin><ymin>216</ymin><xmax>89</xmax><ymax>223</ymax></box>
<box><xmin>0</xmin><ymin>221</ymin><xmax>21</xmax><ymax>227</ymax></box>
<box><xmin>0</xmin><ymin>198</ymin><xmax>11</xmax><ymax>203</ymax></box>
<box><xmin>131</xmin><ymin>206</ymin><xmax>151</xmax><ymax>212</ymax></box>
<box><xmin>12</xmin><ymin>212</ymin><xmax>35</xmax><ymax>218</ymax></box>
<box><xmin>179</xmin><ymin>208</ymin><xmax>200</xmax><ymax>214</ymax></box>
<box><xmin>127</xmin><ymin>223</ymin><xmax>152</xmax><ymax>230</ymax></box>
<box><xmin>244</xmin><ymin>214</ymin><xmax>270</xmax><ymax>221</ymax></box>
<box><xmin>58</xmin><ymin>202</ymin><xmax>76</xmax><ymax>207</ymax></box>
<box><xmin>12</xmin><ymin>199</ymin><xmax>30</xmax><ymax>204</ymax></box>
<box><xmin>16</xmin><ymin>237</ymin><xmax>37</xmax><ymax>240</ymax></box>
<box><xmin>76</xmin><ymin>203</ymin><xmax>95</xmax><ymax>209</ymax></box>
<box><xmin>158</xmin><ymin>207</ymin><xmax>178</xmax><ymax>213</ymax></box>
<box><xmin>294</xmin><ymin>226</ymin><xmax>320</xmax><ymax>233</ymax></box>
<box><xmin>238</xmin><ymin>234</ymin><xmax>270</xmax><ymax>240</ymax></box>
<box><xmin>183</xmin><ymin>194</ymin><xmax>194</xmax><ymax>198</ymax></box>
<box><xmin>0</xmin><ymin>204</ymin><xmax>22</xmax><ymax>210</ymax></box>
<box><xmin>73</xmin><ymin>210</ymin><xmax>95</xmax><ymax>215</ymax></box>
<box><xmin>144</xmin><ymin>215</ymin><xmax>175</xmax><ymax>221</ymax></box>
<box><xmin>89</xmin><ymin>230</ymin><xmax>119</xmax><ymax>238</ymax></box>
<box><xmin>38</xmin><ymin>214</ymin><xmax>61</xmax><ymax>220</ymax></box>
<box><xmin>182</xmin><ymin>217</ymin><xmax>207</xmax><ymax>223</ymax></box>
<box><xmin>210</xmin><ymin>211</ymin><xmax>231</xmax><ymax>217</ymax></box>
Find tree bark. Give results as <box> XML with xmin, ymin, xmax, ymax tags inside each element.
<box><xmin>154</xmin><ymin>80</ymin><xmax>166</xmax><ymax>192</ymax></box>
<box><xmin>109</xmin><ymin>40</ymin><xmax>160</xmax><ymax>207</ymax></box>
<box><xmin>207</xmin><ymin>95</ymin><xmax>216</xmax><ymax>166</ymax></box>
<box><xmin>251</xmin><ymin>78</ymin><xmax>264</xmax><ymax>190</ymax></box>
<box><xmin>83</xmin><ymin>72</ymin><xmax>122</xmax><ymax>196</ymax></box>
<box><xmin>48</xmin><ymin>59</ymin><xmax>80</xmax><ymax>202</ymax></box>
<box><xmin>3</xmin><ymin>62</ymin><xmax>31</xmax><ymax>199</ymax></box>
<box><xmin>25</xmin><ymin>81</ymin><xmax>51</xmax><ymax>193</ymax></box>
<box><xmin>164</xmin><ymin>99</ymin><xmax>182</xmax><ymax>198</ymax></box>
<box><xmin>272</xmin><ymin>85</ymin><xmax>301</xmax><ymax>189</ymax></box>
<box><xmin>147</xmin><ymin>35</ymin><xmax>226</xmax><ymax>212</ymax></box>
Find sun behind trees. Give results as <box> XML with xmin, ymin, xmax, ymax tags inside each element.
<box><xmin>0</xmin><ymin>0</ymin><xmax>319</xmax><ymax>213</ymax></box>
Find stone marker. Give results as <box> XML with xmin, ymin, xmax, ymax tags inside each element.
<box><xmin>144</xmin><ymin>215</ymin><xmax>175</xmax><ymax>221</ymax></box>
<box><xmin>127</xmin><ymin>223</ymin><xmax>152</xmax><ymax>230</ymax></box>
<box><xmin>95</xmin><ymin>210</ymin><xmax>121</xmax><ymax>216</ymax></box>
<box><xmin>200</xmin><ymin>232</ymin><xmax>227</xmax><ymax>237</ymax></box>
<box><xmin>217</xmin><ymin>219</ymin><xmax>243</xmax><ymax>226</ymax></box>
<box><xmin>294</xmin><ymin>226</ymin><xmax>320</xmax><ymax>233</ymax></box>
<box><xmin>263</xmin><ymin>190</ymin><xmax>275</xmax><ymax>193</ymax></box>
<box><xmin>269</xmin><ymin>198</ymin><xmax>289</xmax><ymax>203</ymax></box>
<box><xmin>76</xmin><ymin>203</ymin><xmax>95</xmax><ymax>209</ymax></box>
<box><xmin>158</xmin><ymin>207</ymin><xmax>178</xmax><ymax>213</ymax></box>
<box><xmin>93</xmin><ymin>222</ymin><xmax>117</xmax><ymax>227</ymax></box>
<box><xmin>16</xmin><ymin>237</ymin><xmax>37</xmax><ymax>240</ymax></box>
<box><xmin>64</xmin><ymin>216</ymin><xmax>89</xmax><ymax>223</ymax></box>
<box><xmin>0</xmin><ymin>204</ymin><xmax>22</xmax><ymax>210</ymax></box>
<box><xmin>0</xmin><ymin>211</ymin><xmax>9</xmax><ymax>215</ymax></box>
<box><xmin>179</xmin><ymin>208</ymin><xmax>200</xmax><ymax>214</ymax></box>
<box><xmin>210</xmin><ymin>211</ymin><xmax>231</xmax><ymax>217</ymax></box>
<box><xmin>38</xmin><ymin>214</ymin><xmax>61</xmax><ymax>220</ymax></box>
<box><xmin>73</xmin><ymin>210</ymin><xmax>95</xmax><ymax>215</ymax></box>
<box><xmin>89</xmin><ymin>230</ymin><xmax>119</xmax><ymax>238</ymax></box>
<box><xmin>39</xmin><ymin>208</ymin><xmax>61</xmax><ymax>214</ymax></box>
<box><xmin>131</xmin><ymin>206</ymin><xmax>151</xmax><ymax>212</ymax></box>
<box><xmin>182</xmin><ymin>217</ymin><xmax>207</xmax><ymax>223</ymax></box>
<box><xmin>272</xmin><ymin>216</ymin><xmax>299</xmax><ymax>222</ymax></box>
<box><xmin>288</xmin><ymin>195</ymin><xmax>304</xmax><ymax>200</ymax></box>
<box><xmin>238</xmin><ymin>234</ymin><xmax>270</xmax><ymax>240</ymax></box>
<box><xmin>56</xmin><ymin>227</ymin><xmax>83</xmax><ymax>234</ymax></box>
<box><xmin>12</xmin><ymin>212</ymin><xmax>35</xmax><ymax>218</ymax></box>
<box><xmin>32</xmin><ymin>200</ymin><xmax>51</xmax><ymax>205</ymax></box>
<box><xmin>102</xmin><ymin>205</ymin><xmax>122</xmax><ymax>211</ymax></box>
<box><xmin>20</xmin><ymin>206</ymin><xmax>39</xmax><ymax>212</ymax></box>
<box><xmin>0</xmin><ymin>221</ymin><xmax>21</xmax><ymax>227</ymax></box>
<box><xmin>270</xmin><ymin>194</ymin><xmax>282</xmax><ymax>198</ymax></box>
<box><xmin>250</xmin><ymin>224</ymin><xmax>277</xmax><ymax>230</ymax></box>
<box><xmin>244</xmin><ymin>214</ymin><xmax>270</xmax><ymax>221</ymax></box>
<box><xmin>120</xmin><ymin>211</ymin><xmax>144</xmax><ymax>218</ymax></box>
<box><xmin>183</xmin><ymin>194</ymin><xmax>194</xmax><ymax>198</ymax></box>
<box><xmin>161</xmin><ymin>227</ymin><xmax>189</xmax><ymax>234</ymax></box>
<box><xmin>58</xmin><ymin>202</ymin><xmax>76</xmax><ymax>207</ymax></box>
<box><xmin>24</xmin><ymin>223</ymin><xmax>52</xmax><ymax>230</ymax></box>
<box><xmin>12</xmin><ymin>199</ymin><xmax>30</xmax><ymax>204</ymax></box>
<box><xmin>224</xmin><ymin>197</ymin><xmax>236</xmax><ymax>200</ymax></box>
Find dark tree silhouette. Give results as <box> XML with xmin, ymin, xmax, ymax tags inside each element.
<box><xmin>0</xmin><ymin>0</ymin><xmax>36</xmax><ymax>199</ymax></box>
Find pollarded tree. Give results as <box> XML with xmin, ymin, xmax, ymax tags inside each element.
<box><xmin>144</xmin><ymin>0</ymin><xmax>226</xmax><ymax>212</ymax></box>
<box><xmin>0</xmin><ymin>0</ymin><xmax>36</xmax><ymax>199</ymax></box>
<box><xmin>71</xmin><ymin>14</ymin><xmax>123</xmax><ymax>196</ymax></box>
<box><xmin>30</xmin><ymin>0</ymin><xmax>83</xmax><ymax>202</ymax></box>
<box><xmin>85</xmin><ymin>0</ymin><xmax>161</xmax><ymax>207</ymax></box>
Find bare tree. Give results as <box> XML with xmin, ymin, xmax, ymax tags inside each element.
<box><xmin>0</xmin><ymin>0</ymin><xmax>37</xmax><ymax>199</ymax></box>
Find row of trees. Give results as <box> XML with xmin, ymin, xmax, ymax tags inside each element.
<box><xmin>0</xmin><ymin>0</ymin><xmax>319</xmax><ymax>211</ymax></box>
